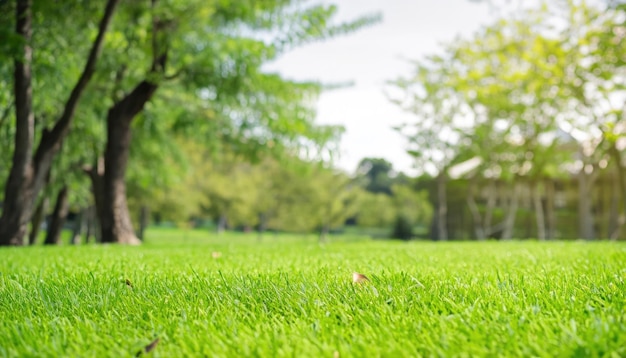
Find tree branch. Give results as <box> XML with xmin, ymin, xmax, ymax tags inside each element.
<box><xmin>35</xmin><ymin>0</ymin><xmax>120</xmax><ymax>164</ymax></box>
<box><xmin>109</xmin><ymin>0</ymin><xmax>171</xmax><ymax>122</ymax></box>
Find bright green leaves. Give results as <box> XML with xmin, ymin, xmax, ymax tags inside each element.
<box><xmin>391</xmin><ymin>1</ymin><xmax>626</xmax><ymax>184</ymax></box>
<box><xmin>96</xmin><ymin>0</ymin><xmax>366</xmax><ymax>167</ymax></box>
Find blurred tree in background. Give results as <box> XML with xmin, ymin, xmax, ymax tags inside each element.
<box><xmin>392</xmin><ymin>0</ymin><xmax>626</xmax><ymax>240</ymax></box>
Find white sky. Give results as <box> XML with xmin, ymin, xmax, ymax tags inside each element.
<box><xmin>265</xmin><ymin>0</ymin><xmax>495</xmax><ymax>175</ymax></box>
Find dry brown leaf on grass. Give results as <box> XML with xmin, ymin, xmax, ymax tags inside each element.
<box><xmin>136</xmin><ymin>337</ymin><xmax>159</xmax><ymax>356</ymax></box>
<box><xmin>352</xmin><ymin>272</ymin><xmax>369</xmax><ymax>284</ymax></box>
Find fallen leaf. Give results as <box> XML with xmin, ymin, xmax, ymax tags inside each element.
<box><xmin>352</xmin><ymin>272</ymin><xmax>369</xmax><ymax>284</ymax></box>
<box><xmin>136</xmin><ymin>337</ymin><xmax>159</xmax><ymax>357</ymax></box>
<box><xmin>211</xmin><ymin>251</ymin><xmax>222</xmax><ymax>259</ymax></box>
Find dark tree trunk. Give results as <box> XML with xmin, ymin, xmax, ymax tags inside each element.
<box><xmin>101</xmin><ymin>111</ymin><xmax>139</xmax><ymax>244</ymax></box>
<box><xmin>101</xmin><ymin>93</ymin><xmax>164</xmax><ymax>244</ymax></box>
<box><xmin>44</xmin><ymin>186</ymin><xmax>69</xmax><ymax>245</ymax></box>
<box><xmin>84</xmin><ymin>206</ymin><xmax>98</xmax><ymax>244</ymax></box>
<box><xmin>138</xmin><ymin>205</ymin><xmax>149</xmax><ymax>241</ymax></box>
<box><xmin>99</xmin><ymin>3</ymin><xmax>168</xmax><ymax>244</ymax></box>
<box><xmin>28</xmin><ymin>196</ymin><xmax>48</xmax><ymax>245</ymax></box>
<box><xmin>0</xmin><ymin>0</ymin><xmax>35</xmax><ymax>246</ymax></box>
<box><xmin>100</xmin><ymin>80</ymin><xmax>162</xmax><ymax>244</ymax></box>
<box><xmin>70</xmin><ymin>209</ymin><xmax>85</xmax><ymax>245</ymax></box>
<box><xmin>0</xmin><ymin>0</ymin><xmax>119</xmax><ymax>246</ymax></box>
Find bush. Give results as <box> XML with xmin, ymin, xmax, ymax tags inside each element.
<box><xmin>391</xmin><ymin>214</ymin><xmax>413</xmax><ymax>240</ymax></box>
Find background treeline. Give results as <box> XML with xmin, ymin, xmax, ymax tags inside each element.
<box><xmin>2</xmin><ymin>0</ymin><xmax>626</xmax><ymax>244</ymax></box>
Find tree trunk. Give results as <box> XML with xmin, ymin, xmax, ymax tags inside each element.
<box><xmin>532</xmin><ymin>180</ymin><xmax>546</xmax><ymax>241</ymax></box>
<box><xmin>466</xmin><ymin>176</ymin><xmax>485</xmax><ymax>240</ymax></box>
<box><xmin>99</xmin><ymin>4</ymin><xmax>168</xmax><ymax>244</ymax></box>
<box><xmin>84</xmin><ymin>206</ymin><xmax>98</xmax><ymax>244</ymax></box>
<box><xmin>0</xmin><ymin>0</ymin><xmax>35</xmax><ymax>246</ymax></box>
<box><xmin>28</xmin><ymin>196</ymin><xmax>48</xmax><ymax>245</ymax></box>
<box><xmin>501</xmin><ymin>182</ymin><xmax>520</xmax><ymax>240</ymax></box>
<box><xmin>101</xmin><ymin>110</ymin><xmax>140</xmax><ymax>244</ymax></box>
<box><xmin>0</xmin><ymin>0</ymin><xmax>119</xmax><ymax>246</ymax></box>
<box><xmin>138</xmin><ymin>205</ymin><xmax>149</xmax><ymax>241</ymax></box>
<box><xmin>545</xmin><ymin>179</ymin><xmax>556</xmax><ymax>240</ymax></box>
<box><xmin>578</xmin><ymin>170</ymin><xmax>595</xmax><ymax>240</ymax></box>
<box><xmin>44</xmin><ymin>186</ymin><xmax>69</xmax><ymax>245</ymax></box>
<box><xmin>435</xmin><ymin>171</ymin><xmax>448</xmax><ymax>241</ymax></box>
<box><xmin>70</xmin><ymin>209</ymin><xmax>85</xmax><ymax>245</ymax></box>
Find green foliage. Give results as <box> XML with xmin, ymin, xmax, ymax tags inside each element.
<box><xmin>355</xmin><ymin>191</ymin><xmax>396</xmax><ymax>228</ymax></box>
<box><xmin>128</xmin><ymin>139</ymin><xmax>211</xmax><ymax>228</ymax></box>
<box><xmin>355</xmin><ymin>157</ymin><xmax>396</xmax><ymax>194</ymax></box>
<box><xmin>390</xmin><ymin>53</ymin><xmax>468</xmax><ymax>177</ymax></box>
<box><xmin>1</xmin><ymin>235</ymin><xmax>624</xmax><ymax>356</ymax></box>
<box><xmin>352</xmin><ymin>159</ymin><xmax>431</xmax><ymax>232</ymax></box>
<box><xmin>390</xmin><ymin>0</ymin><xmax>625</xmax><ymax>192</ymax></box>
<box><xmin>89</xmin><ymin>0</ymin><xmax>376</xmax><ymax>164</ymax></box>
<box><xmin>390</xmin><ymin>184</ymin><xmax>433</xmax><ymax>228</ymax></box>
<box><xmin>138</xmin><ymin>144</ymin><xmax>362</xmax><ymax>234</ymax></box>
<box><xmin>0</xmin><ymin>0</ymin><xmax>378</xmax><ymax>231</ymax></box>
<box><xmin>0</xmin><ymin>0</ymin><xmax>113</xmax><ymax>197</ymax></box>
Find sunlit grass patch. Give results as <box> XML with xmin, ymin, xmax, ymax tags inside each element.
<box><xmin>1</xmin><ymin>233</ymin><xmax>625</xmax><ymax>357</ymax></box>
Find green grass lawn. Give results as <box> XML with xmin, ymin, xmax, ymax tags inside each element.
<box><xmin>1</xmin><ymin>230</ymin><xmax>625</xmax><ymax>357</ymax></box>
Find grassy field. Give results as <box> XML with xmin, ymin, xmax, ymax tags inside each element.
<box><xmin>1</xmin><ymin>230</ymin><xmax>625</xmax><ymax>357</ymax></box>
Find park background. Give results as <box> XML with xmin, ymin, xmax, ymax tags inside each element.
<box><xmin>0</xmin><ymin>0</ymin><xmax>625</xmax><ymax>244</ymax></box>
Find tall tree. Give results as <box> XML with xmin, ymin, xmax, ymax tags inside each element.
<box><xmin>97</xmin><ymin>0</ymin><xmax>169</xmax><ymax>244</ymax></box>
<box><xmin>0</xmin><ymin>0</ymin><xmax>35</xmax><ymax>246</ymax></box>
<box><xmin>0</xmin><ymin>0</ymin><xmax>119</xmax><ymax>245</ymax></box>
<box><xmin>356</xmin><ymin>158</ymin><xmax>395</xmax><ymax>195</ymax></box>
<box><xmin>389</xmin><ymin>55</ymin><xmax>470</xmax><ymax>240</ymax></box>
<box><xmin>90</xmin><ymin>1</ymin><xmax>376</xmax><ymax>243</ymax></box>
